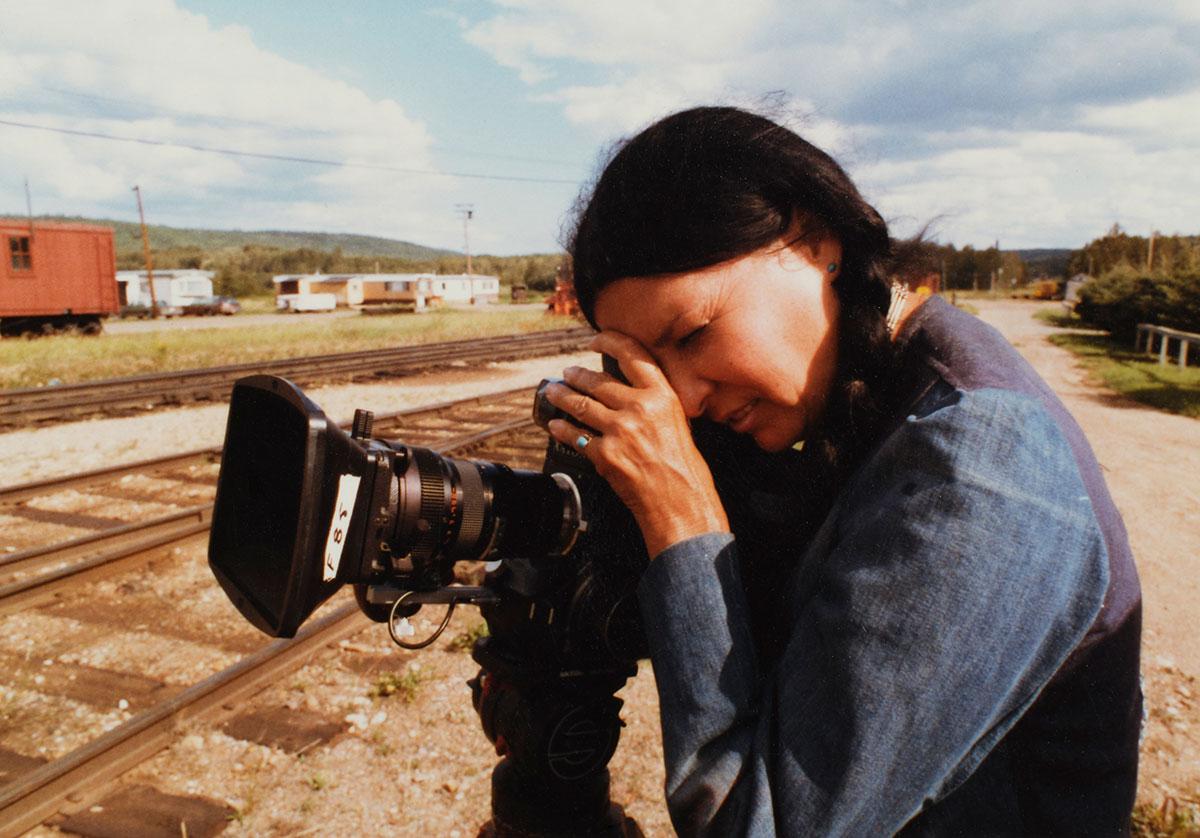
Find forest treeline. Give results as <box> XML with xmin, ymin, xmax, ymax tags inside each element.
<box><xmin>1067</xmin><ymin>225</ymin><xmax>1200</xmax><ymax>338</ymax></box>
<box><xmin>116</xmin><ymin>245</ymin><xmax>565</xmax><ymax>297</ymax></box>
<box><xmin>125</xmin><ymin>240</ymin><xmax>1050</xmax><ymax>297</ymax></box>
<box><xmin>109</xmin><ymin>220</ymin><xmax>1199</xmax><ymax>304</ymax></box>
<box><xmin>1067</xmin><ymin>225</ymin><xmax>1200</xmax><ymax>278</ymax></box>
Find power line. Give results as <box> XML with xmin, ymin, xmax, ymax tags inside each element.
<box><xmin>0</xmin><ymin>117</ymin><xmax>582</xmax><ymax>186</ymax></box>
<box><xmin>33</xmin><ymin>84</ymin><xmax>585</xmax><ymax>168</ymax></box>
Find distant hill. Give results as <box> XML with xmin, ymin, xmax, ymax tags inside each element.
<box><xmin>1013</xmin><ymin>248</ymin><xmax>1072</xmax><ymax>277</ymax></box>
<box><xmin>6</xmin><ymin>214</ymin><xmax>458</xmax><ymax>261</ymax></box>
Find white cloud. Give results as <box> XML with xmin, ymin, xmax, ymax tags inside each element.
<box><xmin>465</xmin><ymin>0</ymin><xmax>773</xmax><ymax>80</ymax></box>
<box><xmin>465</xmin><ymin>0</ymin><xmax>1200</xmax><ymax>246</ymax></box>
<box><xmin>857</xmin><ymin>129</ymin><xmax>1200</xmax><ymax>246</ymax></box>
<box><xmin>0</xmin><ymin>0</ymin><xmax>470</xmax><ymax>248</ymax></box>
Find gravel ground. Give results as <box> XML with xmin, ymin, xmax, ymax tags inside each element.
<box><xmin>0</xmin><ymin>352</ymin><xmax>595</xmax><ymax>487</ymax></box>
<box><xmin>5</xmin><ymin>303</ymin><xmax>1197</xmax><ymax>833</ymax></box>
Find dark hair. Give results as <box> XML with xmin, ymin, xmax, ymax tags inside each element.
<box><xmin>567</xmin><ymin>106</ymin><xmax>910</xmax><ymax>484</ymax></box>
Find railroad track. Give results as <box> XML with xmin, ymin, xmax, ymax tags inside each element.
<box><xmin>0</xmin><ymin>327</ymin><xmax>592</xmax><ymax>427</ymax></box>
<box><xmin>0</xmin><ymin>387</ymin><xmax>554</xmax><ymax>835</ymax></box>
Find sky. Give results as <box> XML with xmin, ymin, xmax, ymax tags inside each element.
<box><xmin>0</xmin><ymin>0</ymin><xmax>1197</xmax><ymax>255</ymax></box>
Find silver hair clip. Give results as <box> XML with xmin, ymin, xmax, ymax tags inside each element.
<box><xmin>886</xmin><ymin>282</ymin><xmax>909</xmax><ymax>335</ymax></box>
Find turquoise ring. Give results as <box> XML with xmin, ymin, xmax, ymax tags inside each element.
<box><xmin>575</xmin><ymin>434</ymin><xmax>591</xmax><ymax>450</ymax></box>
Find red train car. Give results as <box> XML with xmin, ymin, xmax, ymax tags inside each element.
<box><xmin>0</xmin><ymin>219</ymin><xmax>118</xmax><ymax>336</ymax></box>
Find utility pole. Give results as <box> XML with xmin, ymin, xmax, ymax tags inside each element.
<box><xmin>24</xmin><ymin>177</ymin><xmax>34</xmax><ymax>239</ymax></box>
<box><xmin>1147</xmin><ymin>230</ymin><xmax>1157</xmax><ymax>272</ymax></box>
<box><xmin>132</xmin><ymin>185</ymin><xmax>160</xmax><ymax>319</ymax></box>
<box><xmin>456</xmin><ymin>204</ymin><xmax>474</xmax><ymax>275</ymax></box>
<box><xmin>990</xmin><ymin>239</ymin><xmax>999</xmax><ymax>295</ymax></box>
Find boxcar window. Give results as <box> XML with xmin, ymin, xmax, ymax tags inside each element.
<box><xmin>9</xmin><ymin>236</ymin><xmax>32</xmax><ymax>271</ymax></box>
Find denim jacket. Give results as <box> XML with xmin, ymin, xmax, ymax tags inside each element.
<box><xmin>637</xmin><ymin>299</ymin><xmax>1142</xmax><ymax>836</ymax></box>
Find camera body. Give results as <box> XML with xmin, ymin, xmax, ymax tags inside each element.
<box><xmin>208</xmin><ymin>374</ymin><xmax>648</xmax><ymax>667</ymax></box>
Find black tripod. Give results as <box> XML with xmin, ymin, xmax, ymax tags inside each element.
<box><xmin>469</xmin><ymin>637</ymin><xmax>642</xmax><ymax>837</ymax></box>
<box><xmin>465</xmin><ymin>414</ymin><xmax>651</xmax><ymax>836</ymax></box>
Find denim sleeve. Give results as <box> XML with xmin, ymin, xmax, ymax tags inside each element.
<box><xmin>637</xmin><ymin>388</ymin><xmax>1110</xmax><ymax>836</ymax></box>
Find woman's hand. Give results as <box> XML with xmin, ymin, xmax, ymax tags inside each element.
<box><xmin>544</xmin><ymin>331</ymin><xmax>729</xmax><ymax>558</ymax></box>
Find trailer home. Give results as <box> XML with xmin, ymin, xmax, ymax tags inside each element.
<box><xmin>273</xmin><ymin>273</ymin><xmax>500</xmax><ymax>311</ymax></box>
<box><xmin>116</xmin><ymin>269</ymin><xmax>215</xmax><ymax>314</ymax></box>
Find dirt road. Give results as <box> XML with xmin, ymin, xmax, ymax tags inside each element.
<box><xmin>974</xmin><ymin>299</ymin><xmax>1200</xmax><ymax>806</ymax></box>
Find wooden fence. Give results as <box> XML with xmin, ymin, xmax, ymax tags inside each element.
<box><xmin>1135</xmin><ymin>323</ymin><xmax>1200</xmax><ymax>369</ymax></box>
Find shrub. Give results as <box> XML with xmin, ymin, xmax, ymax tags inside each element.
<box><xmin>1076</xmin><ymin>268</ymin><xmax>1171</xmax><ymax>340</ymax></box>
<box><xmin>1159</xmin><ymin>273</ymin><xmax>1200</xmax><ymax>334</ymax></box>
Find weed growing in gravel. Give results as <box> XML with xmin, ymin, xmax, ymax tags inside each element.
<box><xmin>308</xmin><ymin>773</ymin><xmax>328</xmax><ymax>791</ymax></box>
<box><xmin>448</xmin><ymin>620</ymin><xmax>489</xmax><ymax>652</ymax></box>
<box><xmin>227</xmin><ymin>785</ymin><xmax>258</xmax><ymax>824</ymax></box>
<box><xmin>370</xmin><ymin>670</ymin><xmax>423</xmax><ymax>702</ymax></box>
<box><xmin>1132</xmin><ymin>797</ymin><xmax>1198</xmax><ymax>837</ymax></box>
<box><xmin>371</xmin><ymin>729</ymin><xmax>394</xmax><ymax>757</ymax></box>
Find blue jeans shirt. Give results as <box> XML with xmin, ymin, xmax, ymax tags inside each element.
<box><xmin>636</xmin><ymin>299</ymin><xmax>1141</xmax><ymax>836</ymax></box>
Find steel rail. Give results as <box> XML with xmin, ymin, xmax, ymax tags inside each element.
<box><xmin>0</xmin><ymin>505</ymin><xmax>212</xmax><ymax>582</ymax></box>
<box><xmin>0</xmin><ymin>448</ymin><xmax>221</xmax><ymax>507</ymax></box>
<box><xmin>0</xmin><ymin>520</ymin><xmax>212</xmax><ymax>618</ymax></box>
<box><xmin>0</xmin><ymin>416</ymin><xmax>540</xmax><ymax>619</ymax></box>
<box><xmin>0</xmin><ymin>328</ymin><xmax>585</xmax><ymax>403</ymax></box>
<box><xmin>0</xmin><ymin>386</ymin><xmax>536</xmax><ymax>506</ymax></box>
<box><xmin>0</xmin><ymin>327</ymin><xmax>590</xmax><ymax>426</ymax></box>
<box><xmin>0</xmin><ymin>412</ymin><xmax>545</xmax><ymax>834</ymax></box>
<box><xmin>0</xmin><ymin>602</ymin><xmax>370</xmax><ymax>838</ymax></box>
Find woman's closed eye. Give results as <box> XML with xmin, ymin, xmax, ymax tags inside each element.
<box><xmin>678</xmin><ymin>323</ymin><xmax>707</xmax><ymax>349</ymax></box>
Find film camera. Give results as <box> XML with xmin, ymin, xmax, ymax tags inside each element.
<box><xmin>207</xmin><ymin>373</ymin><xmax>650</xmax><ymax>835</ymax></box>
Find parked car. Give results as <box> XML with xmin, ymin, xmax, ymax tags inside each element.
<box><xmin>119</xmin><ymin>303</ymin><xmax>183</xmax><ymax>319</ymax></box>
<box><xmin>182</xmin><ymin>296</ymin><xmax>241</xmax><ymax>316</ymax></box>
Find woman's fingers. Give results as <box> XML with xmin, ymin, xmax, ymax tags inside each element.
<box><xmin>546</xmin><ymin>417</ymin><xmax>599</xmax><ymax>454</ymax></box>
<box><xmin>561</xmin><ymin>365</ymin><xmax>631</xmax><ymax>408</ymax></box>
<box><xmin>542</xmin><ymin>379</ymin><xmax>617</xmax><ymax>431</ymax></box>
<box><xmin>589</xmin><ymin>331</ymin><xmax>669</xmax><ymax>390</ymax></box>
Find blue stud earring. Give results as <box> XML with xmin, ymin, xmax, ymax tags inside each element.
<box><xmin>827</xmin><ymin>262</ymin><xmax>839</xmax><ymax>274</ymax></box>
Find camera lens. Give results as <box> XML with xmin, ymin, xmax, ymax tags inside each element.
<box><xmin>388</xmin><ymin>446</ymin><xmax>583</xmax><ymax>574</ymax></box>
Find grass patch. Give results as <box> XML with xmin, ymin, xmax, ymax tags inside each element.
<box><xmin>1033</xmin><ymin>307</ymin><xmax>1085</xmax><ymax>329</ymax></box>
<box><xmin>1048</xmin><ymin>332</ymin><xmax>1200</xmax><ymax>418</ymax></box>
<box><xmin>234</xmin><ymin>295</ymin><xmax>277</xmax><ymax>314</ymax></box>
<box><xmin>0</xmin><ymin>308</ymin><xmax>580</xmax><ymax>389</ymax></box>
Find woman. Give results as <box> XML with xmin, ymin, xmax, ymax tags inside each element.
<box><xmin>542</xmin><ymin>107</ymin><xmax>1142</xmax><ymax>835</ymax></box>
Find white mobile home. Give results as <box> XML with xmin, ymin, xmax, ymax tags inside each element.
<box><xmin>116</xmin><ymin>269</ymin><xmax>215</xmax><ymax>309</ymax></box>
<box><xmin>273</xmin><ymin>273</ymin><xmax>500</xmax><ymax>311</ymax></box>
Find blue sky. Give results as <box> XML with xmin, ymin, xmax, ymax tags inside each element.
<box><xmin>1</xmin><ymin>1</ymin><xmax>1197</xmax><ymax>254</ymax></box>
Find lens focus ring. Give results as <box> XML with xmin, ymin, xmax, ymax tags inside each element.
<box><xmin>409</xmin><ymin>447</ymin><xmax>446</xmax><ymax>564</ymax></box>
<box><xmin>453</xmin><ymin>461</ymin><xmax>487</xmax><ymax>557</ymax></box>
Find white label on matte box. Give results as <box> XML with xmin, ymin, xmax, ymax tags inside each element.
<box><xmin>323</xmin><ymin>473</ymin><xmax>362</xmax><ymax>582</ymax></box>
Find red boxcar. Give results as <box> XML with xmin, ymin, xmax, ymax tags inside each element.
<box><xmin>0</xmin><ymin>219</ymin><xmax>118</xmax><ymax>336</ymax></box>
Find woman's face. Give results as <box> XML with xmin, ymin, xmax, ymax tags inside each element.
<box><xmin>592</xmin><ymin>238</ymin><xmax>841</xmax><ymax>452</ymax></box>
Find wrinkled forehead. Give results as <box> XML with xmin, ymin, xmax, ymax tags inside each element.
<box><xmin>592</xmin><ymin>272</ymin><xmax>699</xmax><ymax>339</ymax></box>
